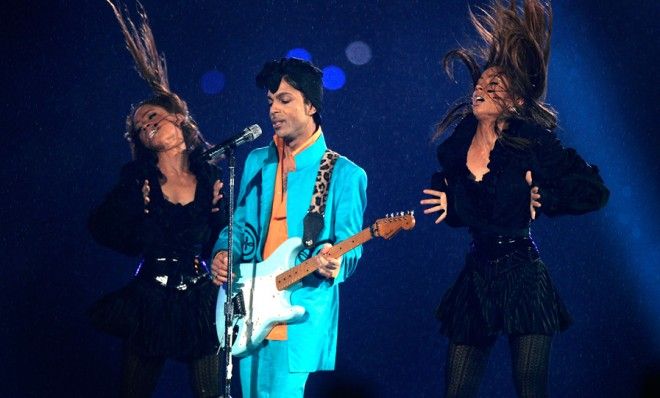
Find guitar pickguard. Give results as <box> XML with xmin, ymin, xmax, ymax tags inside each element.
<box><xmin>216</xmin><ymin>238</ymin><xmax>307</xmax><ymax>357</ymax></box>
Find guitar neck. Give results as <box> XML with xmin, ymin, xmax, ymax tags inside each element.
<box><xmin>275</xmin><ymin>227</ymin><xmax>373</xmax><ymax>290</ymax></box>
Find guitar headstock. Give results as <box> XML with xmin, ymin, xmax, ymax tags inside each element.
<box><xmin>371</xmin><ymin>211</ymin><xmax>416</xmax><ymax>239</ymax></box>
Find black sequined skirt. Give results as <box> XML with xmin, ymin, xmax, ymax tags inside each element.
<box><xmin>436</xmin><ymin>236</ymin><xmax>572</xmax><ymax>345</ymax></box>
<box><xmin>88</xmin><ymin>257</ymin><xmax>219</xmax><ymax>361</ymax></box>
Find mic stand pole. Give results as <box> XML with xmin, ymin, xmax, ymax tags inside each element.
<box><xmin>224</xmin><ymin>148</ymin><xmax>236</xmax><ymax>398</ymax></box>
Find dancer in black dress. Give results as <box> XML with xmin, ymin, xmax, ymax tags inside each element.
<box><xmin>420</xmin><ymin>1</ymin><xmax>609</xmax><ymax>396</ymax></box>
<box><xmin>88</xmin><ymin>2</ymin><xmax>227</xmax><ymax>397</ymax></box>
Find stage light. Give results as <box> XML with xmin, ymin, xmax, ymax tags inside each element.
<box><xmin>345</xmin><ymin>41</ymin><xmax>372</xmax><ymax>65</ymax></box>
<box><xmin>322</xmin><ymin>65</ymin><xmax>346</xmax><ymax>91</ymax></box>
<box><xmin>201</xmin><ymin>70</ymin><xmax>225</xmax><ymax>95</ymax></box>
<box><xmin>286</xmin><ymin>48</ymin><xmax>312</xmax><ymax>61</ymax></box>
<box><xmin>551</xmin><ymin>6</ymin><xmax>660</xmax><ymax>350</ymax></box>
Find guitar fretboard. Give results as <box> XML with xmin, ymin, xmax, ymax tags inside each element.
<box><xmin>275</xmin><ymin>227</ymin><xmax>373</xmax><ymax>290</ymax></box>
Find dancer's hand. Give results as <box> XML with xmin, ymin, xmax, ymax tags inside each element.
<box><xmin>421</xmin><ymin>188</ymin><xmax>448</xmax><ymax>224</ymax></box>
<box><xmin>211</xmin><ymin>250</ymin><xmax>231</xmax><ymax>285</ymax></box>
<box><xmin>526</xmin><ymin>171</ymin><xmax>541</xmax><ymax>220</ymax></box>
<box><xmin>315</xmin><ymin>244</ymin><xmax>340</xmax><ymax>279</ymax></box>
<box><xmin>211</xmin><ymin>179</ymin><xmax>224</xmax><ymax>212</ymax></box>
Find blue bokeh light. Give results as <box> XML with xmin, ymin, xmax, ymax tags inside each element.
<box><xmin>201</xmin><ymin>70</ymin><xmax>226</xmax><ymax>95</ymax></box>
<box><xmin>286</xmin><ymin>48</ymin><xmax>312</xmax><ymax>61</ymax></box>
<box><xmin>322</xmin><ymin>65</ymin><xmax>346</xmax><ymax>91</ymax></box>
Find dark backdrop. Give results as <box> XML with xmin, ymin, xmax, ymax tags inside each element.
<box><xmin>1</xmin><ymin>1</ymin><xmax>659</xmax><ymax>397</ymax></box>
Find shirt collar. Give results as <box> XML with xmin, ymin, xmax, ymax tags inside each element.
<box><xmin>272</xmin><ymin>127</ymin><xmax>326</xmax><ymax>170</ymax></box>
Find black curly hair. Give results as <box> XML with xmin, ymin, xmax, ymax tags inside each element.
<box><xmin>256</xmin><ymin>57</ymin><xmax>324</xmax><ymax>126</ymax></box>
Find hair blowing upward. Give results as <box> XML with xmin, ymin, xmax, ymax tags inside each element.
<box><xmin>435</xmin><ymin>0</ymin><xmax>556</xmax><ymax>140</ymax></box>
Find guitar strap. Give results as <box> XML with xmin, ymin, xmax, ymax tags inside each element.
<box><xmin>302</xmin><ymin>149</ymin><xmax>340</xmax><ymax>249</ymax></box>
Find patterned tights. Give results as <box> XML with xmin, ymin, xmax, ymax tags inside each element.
<box><xmin>445</xmin><ymin>334</ymin><xmax>552</xmax><ymax>398</ymax></box>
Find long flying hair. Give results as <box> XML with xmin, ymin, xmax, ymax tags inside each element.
<box><xmin>106</xmin><ymin>0</ymin><xmax>210</xmax><ymax>162</ymax></box>
<box><xmin>434</xmin><ymin>0</ymin><xmax>557</xmax><ymax>140</ymax></box>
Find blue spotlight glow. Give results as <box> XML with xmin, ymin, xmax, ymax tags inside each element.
<box><xmin>201</xmin><ymin>70</ymin><xmax>225</xmax><ymax>95</ymax></box>
<box><xmin>286</xmin><ymin>48</ymin><xmax>312</xmax><ymax>61</ymax></box>
<box><xmin>552</xmin><ymin>4</ymin><xmax>660</xmax><ymax>351</ymax></box>
<box><xmin>345</xmin><ymin>41</ymin><xmax>372</xmax><ymax>65</ymax></box>
<box><xmin>322</xmin><ymin>66</ymin><xmax>346</xmax><ymax>90</ymax></box>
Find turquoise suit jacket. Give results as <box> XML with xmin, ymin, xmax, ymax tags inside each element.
<box><xmin>213</xmin><ymin>132</ymin><xmax>367</xmax><ymax>372</ymax></box>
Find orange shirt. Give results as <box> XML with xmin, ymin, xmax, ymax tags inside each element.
<box><xmin>263</xmin><ymin>128</ymin><xmax>321</xmax><ymax>340</ymax></box>
<box><xmin>263</xmin><ymin>129</ymin><xmax>322</xmax><ymax>259</ymax></box>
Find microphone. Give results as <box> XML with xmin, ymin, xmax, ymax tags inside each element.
<box><xmin>201</xmin><ymin>124</ymin><xmax>262</xmax><ymax>161</ymax></box>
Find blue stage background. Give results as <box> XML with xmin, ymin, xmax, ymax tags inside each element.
<box><xmin>1</xmin><ymin>1</ymin><xmax>658</xmax><ymax>396</ymax></box>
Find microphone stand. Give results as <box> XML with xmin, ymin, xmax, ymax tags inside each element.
<box><xmin>224</xmin><ymin>148</ymin><xmax>236</xmax><ymax>398</ymax></box>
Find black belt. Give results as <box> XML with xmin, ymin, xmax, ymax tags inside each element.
<box><xmin>469</xmin><ymin>233</ymin><xmax>539</xmax><ymax>266</ymax></box>
<box><xmin>135</xmin><ymin>255</ymin><xmax>210</xmax><ymax>290</ymax></box>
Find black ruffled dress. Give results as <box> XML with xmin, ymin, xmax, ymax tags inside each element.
<box><xmin>433</xmin><ymin>114</ymin><xmax>609</xmax><ymax>346</ymax></box>
<box><xmin>88</xmin><ymin>159</ymin><xmax>228</xmax><ymax>361</ymax></box>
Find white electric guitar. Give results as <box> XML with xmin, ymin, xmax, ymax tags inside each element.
<box><xmin>216</xmin><ymin>212</ymin><xmax>415</xmax><ymax>357</ymax></box>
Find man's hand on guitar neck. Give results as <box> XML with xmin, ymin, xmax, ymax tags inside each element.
<box><xmin>211</xmin><ymin>245</ymin><xmax>341</xmax><ymax>285</ymax></box>
<box><xmin>211</xmin><ymin>251</ymin><xmax>232</xmax><ymax>286</ymax></box>
<box><xmin>315</xmin><ymin>244</ymin><xmax>341</xmax><ymax>279</ymax></box>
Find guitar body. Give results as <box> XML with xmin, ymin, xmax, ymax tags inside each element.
<box><xmin>216</xmin><ymin>237</ymin><xmax>306</xmax><ymax>357</ymax></box>
<box><xmin>216</xmin><ymin>212</ymin><xmax>415</xmax><ymax>358</ymax></box>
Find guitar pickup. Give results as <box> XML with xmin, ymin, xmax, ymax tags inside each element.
<box><xmin>232</xmin><ymin>291</ymin><xmax>246</xmax><ymax>316</ymax></box>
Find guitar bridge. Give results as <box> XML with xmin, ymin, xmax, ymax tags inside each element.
<box><xmin>232</xmin><ymin>291</ymin><xmax>246</xmax><ymax>316</ymax></box>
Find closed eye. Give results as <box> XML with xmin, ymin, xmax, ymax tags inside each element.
<box><xmin>276</xmin><ymin>93</ymin><xmax>293</xmax><ymax>104</ymax></box>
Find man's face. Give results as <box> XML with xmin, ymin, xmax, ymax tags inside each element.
<box><xmin>267</xmin><ymin>78</ymin><xmax>317</xmax><ymax>146</ymax></box>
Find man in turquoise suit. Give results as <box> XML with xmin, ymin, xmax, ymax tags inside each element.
<box><xmin>211</xmin><ymin>58</ymin><xmax>367</xmax><ymax>397</ymax></box>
